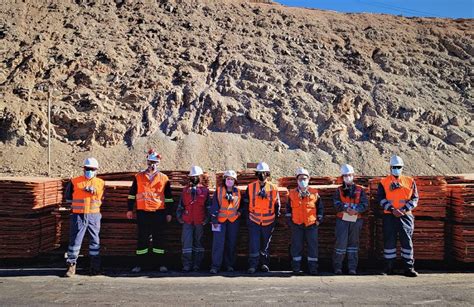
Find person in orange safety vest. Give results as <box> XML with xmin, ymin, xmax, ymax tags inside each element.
<box><xmin>127</xmin><ymin>149</ymin><xmax>174</xmax><ymax>274</ymax></box>
<box><xmin>286</xmin><ymin>167</ymin><xmax>323</xmax><ymax>275</ymax></box>
<box><xmin>377</xmin><ymin>155</ymin><xmax>419</xmax><ymax>277</ymax></box>
<box><xmin>242</xmin><ymin>162</ymin><xmax>280</xmax><ymax>274</ymax></box>
<box><xmin>64</xmin><ymin>157</ymin><xmax>105</xmax><ymax>277</ymax></box>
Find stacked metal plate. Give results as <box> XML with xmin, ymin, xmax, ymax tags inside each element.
<box><xmin>0</xmin><ymin>177</ymin><xmax>62</xmax><ymax>258</ymax></box>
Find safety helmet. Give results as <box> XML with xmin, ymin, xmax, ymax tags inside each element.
<box><xmin>390</xmin><ymin>155</ymin><xmax>404</xmax><ymax>167</ymax></box>
<box><xmin>223</xmin><ymin>170</ymin><xmax>237</xmax><ymax>180</ymax></box>
<box><xmin>189</xmin><ymin>165</ymin><xmax>204</xmax><ymax>177</ymax></box>
<box><xmin>295</xmin><ymin>167</ymin><xmax>310</xmax><ymax>178</ymax></box>
<box><xmin>256</xmin><ymin>162</ymin><xmax>270</xmax><ymax>172</ymax></box>
<box><xmin>84</xmin><ymin>157</ymin><xmax>99</xmax><ymax>169</ymax></box>
<box><xmin>146</xmin><ymin>149</ymin><xmax>161</xmax><ymax>162</ymax></box>
<box><xmin>340</xmin><ymin>164</ymin><xmax>355</xmax><ymax>175</ymax></box>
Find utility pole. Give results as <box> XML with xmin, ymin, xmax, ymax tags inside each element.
<box><xmin>48</xmin><ymin>88</ymin><xmax>51</xmax><ymax>177</ymax></box>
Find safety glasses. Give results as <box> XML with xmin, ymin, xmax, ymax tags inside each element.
<box><xmin>391</xmin><ymin>166</ymin><xmax>403</xmax><ymax>169</ymax></box>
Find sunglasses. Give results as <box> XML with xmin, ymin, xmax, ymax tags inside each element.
<box><xmin>391</xmin><ymin>166</ymin><xmax>403</xmax><ymax>169</ymax></box>
<box><xmin>84</xmin><ymin>167</ymin><xmax>97</xmax><ymax>172</ymax></box>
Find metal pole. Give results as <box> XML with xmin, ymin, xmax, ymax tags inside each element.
<box><xmin>48</xmin><ymin>88</ymin><xmax>51</xmax><ymax>177</ymax></box>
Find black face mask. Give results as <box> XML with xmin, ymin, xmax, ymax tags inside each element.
<box><xmin>189</xmin><ymin>176</ymin><xmax>200</xmax><ymax>186</ymax></box>
<box><xmin>257</xmin><ymin>172</ymin><xmax>268</xmax><ymax>182</ymax></box>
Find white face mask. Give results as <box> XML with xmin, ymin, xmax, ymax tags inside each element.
<box><xmin>343</xmin><ymin>175</ymin><xmax>354</xmax><ymax>185</ymax></box>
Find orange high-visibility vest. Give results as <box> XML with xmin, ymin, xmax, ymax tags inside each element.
<box><xmin>336</xmin><ymin>185</ymin><xmax>363</xmax><ymax>218</ymax></box>
<box><xmin>216</xmin><ymin>186</ymin><xmax>241</xmax><ymax>223</ymax></box>
<box><xmin>70</xmin><ymin>176</ymin><xmax>105</xmax><ymax>214</ymax></box>
<box><xmin>248</xmin><ymin>181</ymin><xmax>278</xmax><ymax>226</ymax></box>
<box><xmin>135</xmin><ymin>171</ymin><xmax>169</xmax><ymax>212</ymax></box>
<box><xmin>381</xmin><ymin>175</ymin><xmax>415</xmax><ymax>214</ymax></box>
<box><xmin>288</xmin><ymin>187</ymin><xmax>319</xmax><ymax>226</ymax></box>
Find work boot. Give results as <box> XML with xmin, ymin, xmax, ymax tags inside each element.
<box><xmin>193</xmin><ymin>266</ymin><xmax>200</xmax><ymax>272</ymax></box>
<box><xmin>64</xmin><ymin>263</ymin><xmax>76</xmax><ymax>278</ymax></box>
<box><xmin>226</xmin><ymin>267</ymin><xmax>234</xmax><ymax>272</ymax></box>
<box><xmin>308</xmin><ymin>261</ymin><xmax>318</xmax><ymax>276</ymax></box>
<box><xmin>159</xmin><ymin>266</ymin><xmax>168</xmax><ymax>273</ymax></box>
<box><xmin>334</xmin><ymin>269</ymin><xmax>343</xmax><ymax>275</ymax></box>
<box><xmin>291</xmin><ymin>261</ymin><xmax>301</xmax><ymax>274</ymax></box>
<box><xmin>260</xmin><ymin>264</ymin><xmax>270</xmax><ymax>272</ymax></box>
<box><xmin>209</xmin><ymin>268</ymin><xmax>218</xmax><ymax>274</ymax></box>
<box><xmin>404</xmin><ymin>268</ymin><xmax>418</xmax><ymax>277</ymax></box>
<box><xmin>348</xmin><ymin>269</ymin><xmax>357</xmax><ymax>275</ymax></box>
<box><xmin>89</xmin><ymin>257</ymin><xmax>102</xmax><ymax>276</ymax></box>
<box><xmin>383</xmin><ymin>262</ymin><xmax>395</xmax><ymax>275</ymax></box>
<box><xmin>247</xmin><ymin>267</ymin><xmax>256</xmax><ymax>274</ymax></box>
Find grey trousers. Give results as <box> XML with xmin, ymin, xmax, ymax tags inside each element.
<box><xmin>333</xmin><ymin>218</ymin><xmax>363</xmax><ymax>271</ymax></box>
<box><xmin>181</xmin><ymin>223</ymin><xmax>205</xmax><ymax>269</ymax></box>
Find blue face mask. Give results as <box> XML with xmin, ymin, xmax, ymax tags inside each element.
<box><xmin>298</xmin><ymin>179</ymin><xmax>309</xmax><ymax>189</ymax></box>
<box><xmin>391</xmin><ymin>168</ymin><xmax>402</xmax><ymax>177</ymax></box>
<box><xmin>85</xmin><ymin>170</ymin><xmax>96</xmax><ymax>179</ymax></box>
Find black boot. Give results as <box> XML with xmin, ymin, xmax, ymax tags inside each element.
<box><xmin>89</xmin><ymin>256</ymin><xmax>102</xmax><ymax>276</ymax></box>
<box><xmin>404</xmin><ymin>268</ymin><xmax>418</xmax><ymax>277</ymax></box>
<box><xmin>383</xmin><ymin>260</ymin><xmax>395</xmax><ymax>275</ymax></box>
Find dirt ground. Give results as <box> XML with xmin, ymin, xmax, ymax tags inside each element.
<box><xmin>0</xmin><ymin>269</ymin><xmax>473</xmax><ymax>305</ymax></box>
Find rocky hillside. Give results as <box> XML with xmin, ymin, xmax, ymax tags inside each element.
<box><xmin>0</xmin><ymin>0</ymin><xmax>473</xmax><ymax>177</ymax></box>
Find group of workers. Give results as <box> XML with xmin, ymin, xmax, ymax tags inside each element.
<box><xmin>64</xmin><ymin>150</ymin><xmax>419</xmax><ymax>278</ymax></box>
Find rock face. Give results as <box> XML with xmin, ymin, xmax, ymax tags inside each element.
<box><xmin>0</xmin><ymin>0</ymin><xmax>473</xmax><ymax>176</ymax></box>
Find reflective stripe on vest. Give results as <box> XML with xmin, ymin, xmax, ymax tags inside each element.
<box><xmin>288</xmin><ymin>187</ymin><xmax>318</xmax><ymax>226</ymax></box>
<box><xmin>217</xmin><ymin>187</ymin><xmax>240</xmax><ymax>223</ymax></box>
<box><xmin>135</xmin><ymin>172</ymin><xmax>168</xmax><ymax>212</ymax></box>
<box><xmin>336</xmin><ymin>185</ymin><xmax>363</xmax><ymax>219</ymax></box>
<box><xmin>381</xmin><ymin>175</ymin><xmax>414</xmax><ymax>214</ymax></box>
<box><xmin>248</xmin><ymin>181</ymin><xmax>277</xmax><ymax>226</ymax></box>
<box><xmin>70</xmin><ymin>176</ymin><xmax>104</xmax><ymax>214</ymax></box>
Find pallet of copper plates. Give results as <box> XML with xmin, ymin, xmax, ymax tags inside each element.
<box><xmin>101</xmin><ymin>181</ymin><xmax>133</xmax><ymax>220</ymax></box>
<box><xmin>0</xmin><ymin>177</ymin><xmax>63</xmax><ymax>216</ymax></box>
<box><xmin>451</xmin><ymin>224</ymin><xmax>474</xmax><ymax>262</ymax></box>
<box><xmin>0</xmin><ymin>212</ymin><xmax>60</xmax><ymax>258</ymax></box>
<box><xmin>448</xmin><ymin>184</ymin><xmax>474</xmax><ymax>223</ymax></box>
<box><xmin>413</xmin><ymin>176</ymin><xmax>448</xmax><ymax>219</ymax></box>
<box><xmin>53</xmin><ymin>207</ymin><xmax>71</xmax><ymax>245</ymax></box>
<box><xmin>374</xmin><ymin>219</ymin><xmax>445</xmax><ymax>261</ymax></box>
<box><xmin>445</xmin><ymin>174</ymin><xmax>474</xmax><ymax>185</ymax></box>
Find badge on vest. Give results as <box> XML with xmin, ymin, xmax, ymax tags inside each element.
<box><xmin>342</xmin><ymin>212</ymin><xmax>357</xmax><ymax>222</ymax></box>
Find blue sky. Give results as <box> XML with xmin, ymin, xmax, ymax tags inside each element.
<box><xmin>277</xmin><ymin>0</ymin><xmax>474</xmax><ymax>18</ymax></box>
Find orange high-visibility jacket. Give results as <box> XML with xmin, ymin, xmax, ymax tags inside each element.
<box><xmin>248</xmin><ymin>181</ymin><xmax>279</xmax><ymax>226</ymax></box>
<box><xmin>135</xmin><ymin>171</ymin><xmax>169</xmax><ymax>211</ymax></box>
<box><xmin>380</xmin><ymin>175</ymin><xmax>415</xmax><ymax>214</ymax></box>
<box><xmin>336</xmin><ymin>185</ymin><xmax>363</xmax><ymax>218</ymax></box>
<box><xmin>288</xmin><ymin>187</ymin><xmax>319</xmax><ymax>226</ymax></box>
<box><xmin>70</xmin><ymin>176</ymin><xmax>105</xmax><ymax>214</ymax></box>
<box><xmin>216</xmin><ymin>186</ymin><xmax>241</xmax><ymax>223</ymax></box>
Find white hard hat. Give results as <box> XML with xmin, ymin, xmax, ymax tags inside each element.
<box><xmin>340</xmin><ymin>164</ymin><xmax>354</xmax><ymax>175</ymax></box>
<box><xmin>189</xmin><ymin>165</ymin><xmax>204</xmax><ymax>177</ymax></box>
<box><xmin>295</xmin><ymin>167</ymin><xmax>310</xmax><ymax>178</ymax></box>
<box><xmin>84</xmin><ymin>157</ymin><xmax>99</xmax><ymax>169</ymax></box>
<box><xmin>256</xmin><ymin>162</ymin><xmax>270</xmax><ymax>172</ymax></box>
<box><xmin>223</xmin><ymin>170</ymin><xmax>237</xmax><ymax>180</ymax></box>
<box><xmin>146</xmin><ymin>150</ymin><xmax>161</xmax><ymax>162</ymax></box>
<box><xmin>390</xmin><ymin>155</ymin><xmax>404</xmax><ymax>167</ymax></box>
